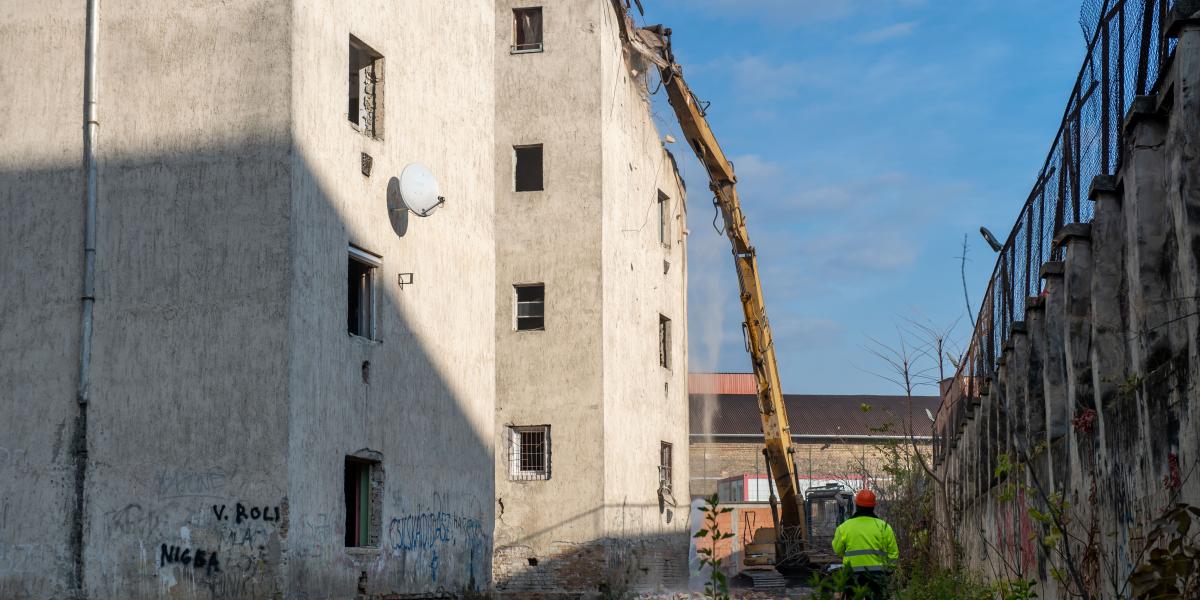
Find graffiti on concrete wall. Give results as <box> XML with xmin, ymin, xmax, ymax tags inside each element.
<box><xmin>0</xmin><ymin>447</ymin><xmax>33</xmax><ymax>476</ymax></box>
<box><xmin>387</xmin><ymin>498</ymin><xmax>489</xmax><ymax>587</ymax></box>
<box><xmin>154</xmin><ymin>467</ymin><xmax>236</xmax><ymax>500</ymax></box>
<box><xmin>388</xmin><ymin>510</ymin><xmax>487</xmax><ymax>583</ymax></box>
<box><xmin>211</xmin><ymin>502</ymin><xmax>281</xmax><ymax>525</ymax></box>
<box><xmin>159</xmin><ymin>543</ymin><xmax>221</xmax><ymax>574</ymax></box>
<box><xmin>992</xmin><ymin>489</ymin><xmax>1037</xmax><ymax>575</ymax></box>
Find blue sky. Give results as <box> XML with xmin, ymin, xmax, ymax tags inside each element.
<box><xmin>635</xmin><ymin>1</ymin><xmax>1091</xmax><ymax>395</ymax></box>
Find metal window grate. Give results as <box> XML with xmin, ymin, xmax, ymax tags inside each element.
<box><xmin>515</xmin><ymin>284</ymin><xmax>545</xmax><ymax>331</ymax></box>
<box><xmin>509</xmin><ymin>425</ymin><xmax>550</xmax><ymax>481</ymax></box>
<box><xmin>659</xmin><ymin>315</ymin><xmax>671</xmax><ymax>368</ymax></box>
<box><xmin>659</xmin><ymin>442</ymin><xmax>673</xmax><ymax>493</ymax></box>
<box><xmin>658</xmin><ymin>191</ymin><xmax>671</xmax><ymax>248</ymax></box>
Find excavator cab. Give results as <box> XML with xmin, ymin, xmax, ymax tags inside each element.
<box><xmin>802</xmin><ymin>483</ymin><xmax>855</xmax><ymax>566</ymax></box>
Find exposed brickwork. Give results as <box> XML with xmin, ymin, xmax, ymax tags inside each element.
<box><xmin>689</xmin><ymin>441</ymin><xmax>926</xmax><ymax>498</ymax></box>
<box><xmin>493</xmin><ymin>534</ymin><xmax>688</xmax><ymax>597</ymax></box>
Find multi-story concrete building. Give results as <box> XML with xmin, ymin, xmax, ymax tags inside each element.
<box><xmin>1</xmin><ymin>2</ymin><xmax>496</xmax><ymax>598</ymax></box>
<box><xmin>490</xmin><ymin>1</ymin><xmax>691</xmax><ymax>594</ymax></box>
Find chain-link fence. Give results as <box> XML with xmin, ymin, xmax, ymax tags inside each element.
<box><xmin>934</xmin><ymin>0</ymin><xmax>1180</xmax><ymax>466</ymax></box>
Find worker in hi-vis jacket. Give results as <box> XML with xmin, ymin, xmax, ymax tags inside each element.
<box><xmin>832</xmin><ymin>489</ymin><xmax>899</xmax><ymax>599</ymax></box>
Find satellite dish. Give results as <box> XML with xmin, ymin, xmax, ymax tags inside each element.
<box><xmin>397</xmin><ymin>163</ymin><xmax>445</xmax><ymax>217</ymax></box>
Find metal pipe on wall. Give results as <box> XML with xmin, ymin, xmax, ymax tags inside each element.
<box><xmin>73</xmin><ymin>0</ymin><xmax>100</xmax><ymax>593</ymax></box>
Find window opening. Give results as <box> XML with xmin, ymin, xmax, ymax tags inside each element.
<box><xmin>344</xmin><ymin>457</ymin><xmax>381</xmax><ymax>547</ymax></box>
<box><xmin>658</xmin><ymin>191</ymin><xmax>670</xmax><ymax>248</ymax></box>
<box><xmin>348</xmin><ymin>247</ymin><xmax>381</xmax><ymax>339</ymax></box>
<box><xmin>349</xmin><ymin>36</ymin><xmax>383</xmax><ymax>138</ymax></box>
<box><xmin>509</xmin><ymin>425</ymin><xmax>551</xmax><ymax>481</ymax></box>
<box><xmin>659</xmin><ymin>442</ymin><xmax>673</xmax><ymax>493</ymax></box>
<box><xmin>515</xmin><ymin>284</ymin><xmax>545</xmax><ymax>331</ymax></box>
<box><xmin>512</xmin><ymin>7</ymin><xmax>543</xmax><ymax>53</ymax></box>
<box><xmin>514</xmin><ymin>145</ymin><xmax>544</xmax><ymax>192</ymax></box>
<box><xmin>659</xmin><ymin>314</ymin><xmax>671</xmax><ymax>369</ymax></box>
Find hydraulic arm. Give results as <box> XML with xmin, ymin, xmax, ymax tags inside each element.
<box><xmin>626</xmin><ymin>19</ymin><xmax>808</xmax><ymax>561</ymax></box>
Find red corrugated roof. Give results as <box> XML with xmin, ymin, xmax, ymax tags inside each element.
<box><xmin>688</xmin><ymin>372</ymin><xmax>757</xmax><ymax>395</ymax></box>
<box><xmin>689</xmin><ymin>393</ymin><xmax>939</xmax><ymax>438</ymax></box>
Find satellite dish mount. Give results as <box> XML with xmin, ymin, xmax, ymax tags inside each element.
<box><xmin>394</xmin><ymin>163</ymin><xmax>445</xmax><ymax>217</ymax></box>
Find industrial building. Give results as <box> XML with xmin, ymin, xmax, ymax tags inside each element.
<box><xmin>491</xmin><ymin>0</ymin><xmax>692</xmax><ymax>594</ymax></box>
<box><xmin>687</xmin><ymin>373</ymin><xmax>937</xmax><ymax>578</ymax></box>
<box><xmin>688</xmin><ymin>373</ymin><xmax>938</xmax><ymax>500</ymax></box>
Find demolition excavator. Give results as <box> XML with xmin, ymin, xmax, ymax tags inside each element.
<box><xmin>612</xmin><ymin>5</ymin><xmax>824</xmax><ymax>577</ymax></box>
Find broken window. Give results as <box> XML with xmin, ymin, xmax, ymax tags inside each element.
<box><xmin>515</xmin><ymin>284</ymin><xmax>545</xmax><ymax>331</ymax></box>
<box><xmin>514</xmin><ymin>145</ymin><xmax>544</xmax><ymax>192</ymax></box>
<box><xmin>348</xmin><ymin>36</ymin><xmax>383</xmax><ymax>138</ymax></box>
<box><xmin>512</xmin><ymin>7</ymin><xmax>543</xmax><ymax>53</ymax></box>
<box><xmin>348</xmin><ymin>246</ymin><xmax>381</xmax><ymax>339</ymax></box>
<box><xmin>659</xmin><ymin>442</ymin><xmax>673</xmax><ymax>492</ymax></box>
<box><xmin>659</xmin><ymin>314</ymin><xmax>671</xmax><ymax>369</ymax></box>
<box><xmin>344</xmin><ymin>457</ymin><xmax>382</xmax><ymax>547</ymax></box>
<box><xmin>509</xmin><ymin>425</ymin><xmax>551</xmax><ymax>481</ymax></box>
<box><xmin>658</xmin><ymin>190</ymin><xmax>671</xmax><ymax>248</ymax></box>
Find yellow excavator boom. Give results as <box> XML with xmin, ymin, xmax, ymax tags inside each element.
<box><xmin>617</xmin><ymin>13</ymin><xmax>808</xmax><ymax>562</ymax></box>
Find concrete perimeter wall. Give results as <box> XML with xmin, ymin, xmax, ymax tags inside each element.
<box><xmin>938</xmin><ymin>17</ymin><xmax>1200</xmax><ymax>599</ymax></box>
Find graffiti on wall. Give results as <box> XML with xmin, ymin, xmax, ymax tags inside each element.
<box><xmin>992</xmin><ymin>489</ymin><xmax>1037</xmax><ymax>575</ymax></box>
<box><xmin>159</xmin><ymin>544</ymin><xmax>221</xmax><ymax>575</ymax></box>
<box><xmin>388</xmin><ymin>508</ymin><xmax>489</xmax><ymax>585</ymax></box>
<box><xmin>154</xmin><ymin>467</ymin><xmax>236</xmax><ymax>500</ymax></box>
<box><xmin>211</xmin><ymin>502</ymin><xmax>281</xmax><ymax>525</ymax></box>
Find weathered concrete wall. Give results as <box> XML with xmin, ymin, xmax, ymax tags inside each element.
<box><xmin>938</xmin><ymin>16</ymin><xmax>1200</xmax><ymax>599</ymax></box>
<box><xmin>83</xmin><ymin>2</ymin><xmax>294</xmax><ymax>598</ymax></box>
<box><xmin>0</xmin><ymin>1</ymin><xmax>496</xmax><ymax>598</ymax></box>
<box><xmin>491</xmin><ymin>1</ymin><xmax>690</xmax><ymax>595</ymax></box>
<box><xmin>285</xmin><ymin>0</ymin><xmax>496</xmax><ymax>597</ymax></box>
<box><xmin>598</xmin><ymin>3</ymin><xmax>691</xmax><ymax>590</ymax></box>
<box><xmin>492</xmin><ymin>0</ymin><xmax>608</xmax><ymax>593</ymax></box>
<box><xmin>0</xmin><ymin>2</ymin><xmax>88</xmax><ymax>597</ymax></box>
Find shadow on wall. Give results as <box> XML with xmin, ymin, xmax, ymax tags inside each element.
<box><xmin>494</xmin><ymin>531</ymin><xmax>691</xmax><ymax>597</ymax></box>
<box><xmin>489</xmin><ymin>500</ymin><xmax>690</xmax><ymax>596</ymax></box>
<box><xmin>0</xmin><ymin>140</ymin><xmax>494</xmax><ymax>600</ymax></box>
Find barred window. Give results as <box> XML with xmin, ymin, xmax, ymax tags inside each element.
<box><xmin>515</xmin><ymin>284</ymin><xmax>545</xmax><ymax>331</ymax></box>
<box><xmin>659</xmin><ymin>442</ymin><xmax>673</xmax><ymax>492</ymax></box>
<box><xmin>509</xmin><ymin>425</ymin><xmax>550</xmax><ymax>481</ymax></box>
<box><xmin>657</xmin><ymin>191</ymin><xmax>670</xmax><ymax>248</ymax></box>
<box><xmin>658</xmin><ymin>315</ymin><xmax>671</xmax><ymax>369</ymax></box>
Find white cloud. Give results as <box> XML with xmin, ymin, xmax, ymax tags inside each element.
<box><xmin>801</xmin><ymin>232</ymin><xmax>921</xmax><ymax>274</ymax></box>
<box><xmin>853</xmin><ymin>21</ymin><xmax>919</xmax><ymax>44</ymax></box>
<box><xmin>774</xmin><ymin>316</ymin><xmax>845</xmax><ymax>344</ymax></box>
<box><xmin>697</xmin><ymin>56</ymin><xmax>816</xmax><ymax>102</ymax></box>
<box><xmin>729</xmin><ymin>153</ymin><xmax>782</xmax><ymax>182</ymax></box>
<box><xmin>666</xmin><ymin>0</ymin><xmax>928</xmax><ymax>27</ymax></box>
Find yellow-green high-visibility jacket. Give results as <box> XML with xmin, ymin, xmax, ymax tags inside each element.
<box><xmin>832</xmin><ymin>515</ymin><xmax>899</xmax><ymax>571</ymax></box>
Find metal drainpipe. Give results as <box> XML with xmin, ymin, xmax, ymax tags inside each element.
<box><xmin>73</xmin><ymin>0</ymin><xmax>99</xmax><ymax>594</ymax></box>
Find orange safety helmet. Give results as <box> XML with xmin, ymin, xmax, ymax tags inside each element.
<box><xmin>855</xmin><ymin>489</ymin><xmax>877</xmax><ymax>508</ymax></box>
